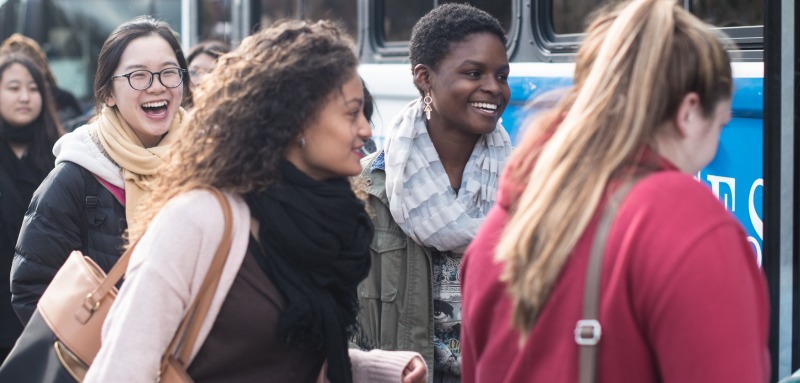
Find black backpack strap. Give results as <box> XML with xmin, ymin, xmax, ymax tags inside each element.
<box><xmin>78</xmin><ymin>166</ymin><xmax>100</xmax><ymax>255</ymax></box>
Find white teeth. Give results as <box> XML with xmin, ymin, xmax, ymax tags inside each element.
<box><xmin>470</xmin><ymin>102</ymin><xmax>498</xmax><ymax>111</ymax></box>
<box><xmin>142</xmin><ymin>101</ymin><xmax>167</xmax><ymax>108</ymax></box>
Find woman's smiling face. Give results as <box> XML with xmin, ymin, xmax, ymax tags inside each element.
<box><xmin>106</xmin><ymin>34</ymin><xmax>184</xmax><ymax>148</ymax></box>
<box><xmin>284</xmin><ymin>73</ymin><xmax>372</xmax><ymax>181</ymax></box>
<box><xmin>0</xmin><ymin>63</ymin><xmax>42</xmax><ymax>128</ymax></box>
<box><xmin>421</xmin><ymin>32</ymin><xmax>510</xmax><ymax>136</ymax></box>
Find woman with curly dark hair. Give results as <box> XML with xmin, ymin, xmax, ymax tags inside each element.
<box><xmin>354</xmin><ymin>4</ymin><xmax>512</xmax><ymax>382</ymax></box>
<box><xmin>85</xmin><ymin>20</ymin><xmax>427</xmax><ymax>383</ymax></box>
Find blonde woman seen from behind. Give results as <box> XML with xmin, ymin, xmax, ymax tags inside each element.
<box><xmin>461</xmin><ymin>1</ymin><xmax>769</xmax><ymax>382</ymax></box>
<box><xmin>85</xmin><ymin>20</ymin><xmax>426</xmax><ymax>383</ymax></box>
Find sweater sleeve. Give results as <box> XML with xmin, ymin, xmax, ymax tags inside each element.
<box><xmin>11</xmin><ymin>163</ymin><xmax>83</xmax><ymax>324</ymax></box>
<box><xmin>84</xmin><ymin>191</ymin><xmax>226</xmax><ymax>383</ymax></box>
<box><xmin>643</xmin><ymin>222</ymin><xmax>770</xmax><ymax>383</ymax></box>
<box><xmin>349</xmin><ymin>349</ymin><xmax>425</xmax><ymax>383</ymax></box>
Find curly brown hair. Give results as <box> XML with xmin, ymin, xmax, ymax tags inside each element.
<box><xmin>129</xmin><ymin>19</ymin><xmax>359</xmax><ymax>241</ymax></box>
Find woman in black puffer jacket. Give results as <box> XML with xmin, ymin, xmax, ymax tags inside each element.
<box><xmin>10</xmin><ymin>16</ymin><xmax>188</xmax><ymax>325</ymax></box>
<box><xmin>11</xmin><ymin>162</ymin><xmax>127</xmax><ymax>323</ymax></box>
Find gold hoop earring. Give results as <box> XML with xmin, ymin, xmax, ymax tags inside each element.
<box><xmin>423</xmin><ymin>90</ymin><xmax>433</xmax><ymax>121</ymax></box>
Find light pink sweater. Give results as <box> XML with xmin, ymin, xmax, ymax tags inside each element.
<box><xmin>85</xmin><ymin>189</ymin><xmax>421</xmax><ymax>382</ymax></box>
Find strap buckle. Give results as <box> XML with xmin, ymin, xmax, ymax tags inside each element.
<box><xmin>574</xmin><ymin>319</ymin><xmax>602</xmax><ymax>346</ymax></box>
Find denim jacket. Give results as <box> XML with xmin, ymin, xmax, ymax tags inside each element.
<box><xmin>354</xmin><ymin>151</ymin><xmax>440</xmax><ymax>383</ymax></box>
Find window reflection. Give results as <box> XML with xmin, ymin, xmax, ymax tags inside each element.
<box><xmin>380</xmin><ymin>0</ymin><xmax>512</xmax><ymax>43</ymax></box>
<box><xmin>551</xmin><ymin>0</ymin><xmax>617</xmax><ymax>35</ymax></box>
<box><xmin>303</xmin><ymin>0</ymin><xmax>358</xmax><ymax>40</ymax></box>
<box><xmin>690</xmin><ymin>0</ymin><xmax>762</xmax><ymax>28</ymax></box>
<box><xmin>1</xmin><ymin>0</ymin><xmax>181</xmax><ymax>101</ymax></box>
<box><xmin>257</xmin><ymin>0</ymin><xmax>357</xmax><ymax>41</ymax></box>
<box><xmin>551</xmin><ymin>0</ymin><xmax>764</xmax><ymax>35</ymax></box>
<box><xmin>382</xmin><ymin>2</ymin><xmax>432</xmax><ymax>42</ymax></box>
<box><xmin>258</xmin><ymin>0</ymin><xmax>297</xmax><ymax>30</ymax></box>
<box><xmin>199</xmin><ymin>0</ymin><xmax>232</xmax><ymax>41</ymax></box>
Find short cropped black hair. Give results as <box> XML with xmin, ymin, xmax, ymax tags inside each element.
<box><xmin>409</xmin><ymin>3</ymin><xmax>506</xmax><ymax>72</ymax></box>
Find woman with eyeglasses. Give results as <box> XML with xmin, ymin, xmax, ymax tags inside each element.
<box><xmin>84</xmin><ymin>20</ymin><xmax>426</xmax><ymax>383</ymax></box>
<box><xmin>184</xmin><ymin>40</ymin><xmax>229</xmax><ymax>109</ymax></box>
<box><xmin>10</xmin><ymin>16</ymin><xmax>189</xmax><ymax>325</ymax></box>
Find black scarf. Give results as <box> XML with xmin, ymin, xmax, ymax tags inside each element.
<box><xmin>245</xmin><ymin>160</ymin><xmax>373</xmax><ymax>383</ymax></box>
<box><xmin>0</xmin><ymin>122</ymin><xmax>36</xmax><ymax>143</ymax></box>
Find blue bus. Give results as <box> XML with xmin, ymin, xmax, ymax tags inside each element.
<box><xmin>2</xmin><ymin>0</ymin><xmax>796</xmax><ymax>379</ymax></box>
<box><xmin>358</xmin><ymin>4</ymin><xmax>794</xmax><ymax>380</ymax></box>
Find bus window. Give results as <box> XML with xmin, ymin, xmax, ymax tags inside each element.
<box><xmin>689</xmin><ymin>0</ymin><xmax>763</xmax><ymax>28</ymax></box>
<box><xmin>257</xmin><ymin>0</ymin><xmax>297</xmax><ymax>31</ymax></box>
<box><xmin>199</xmin><ymin>0</ymin><xmax>232</xmax><ymax>41</ymax></box>
<box><xmin>0</xmin><ymin>0</ymin><xmax>22</xmax><ymax>41</ymax></box>
<box><xmin>6</xmin><ymin>0</ymin><xmax>181</xmax><ymax>103</ymax></box>
<box><xmin>303</xmin><ymin>0</ymin><xmax>358</xmax><ymax>40</ymax></box>
<box><xmin>379</xmin><ymin>0</ymin><xmax>512</xmax><ymax>43</ymax></box>
<box><xmin>551</xmin><ymin>0</ymin><xmax>624</xmax><ymax>35</ymax></box>
<box><xmin>380</xmin><ymin>1</ymin><xmax>432</xmax><ymax>42</ymax></box>
<box><xmin>551</xmin><ymin>0</ymin><xmax>764</xmax><ymax>35</ymax></box>
<box><xmin>255</xmin><ymin>0</ymin><xmax>357</xmax><ymax>40</ymax></box>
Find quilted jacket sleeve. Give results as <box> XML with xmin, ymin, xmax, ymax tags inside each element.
<box><xmin>10</xmin><ymin>162</ymin><xmax>84</xmax><ymax>325</ymax></box>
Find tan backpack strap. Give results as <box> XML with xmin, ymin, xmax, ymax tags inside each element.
<box><xmin>160</xmin><ymin>187</ymin><xmax>234</xmax><ymax>368</ymax></box>
<box><xmin>78</xmin><ymin>235</ymin><xmax>140</xmax><ymax>323</ymax></box>
<box><xmin>576</xmin><ymin>180</ymin><xmax>638</xmax><ymax>383</ymax></box>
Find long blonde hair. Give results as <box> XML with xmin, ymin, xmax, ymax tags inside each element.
<box><xmin>495</xmin><ymin>0</ymin><xmax>733</xmax><ymax>335</ymax></box>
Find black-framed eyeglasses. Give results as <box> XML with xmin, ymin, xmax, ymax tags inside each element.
<box><xmin>111</xmin><ymin>68</ymin><xmax>186</xmax><ymax>91</ymax></box>
<box><xmin>188</xmin><ymin>66</ymin><xmax>213</xmax><ymax>85</ymax></box>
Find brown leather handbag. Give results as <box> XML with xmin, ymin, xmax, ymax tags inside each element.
<box><xmin>0</xmin><ymin>187</ymin><xmax>233</xmax><ymax>383</ymax></box>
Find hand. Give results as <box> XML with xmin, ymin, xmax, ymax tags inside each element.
<box><xmin>402</xmin><ymin>356</ymin><xmax>427</xmax><ymax>383</ymax></box>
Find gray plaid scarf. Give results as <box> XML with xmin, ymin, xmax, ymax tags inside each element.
<box><xmin>384</xmin><ymin>98</ymin><xmax>512</xmax><ymax>252</ymax></box>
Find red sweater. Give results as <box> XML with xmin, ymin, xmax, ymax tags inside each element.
<box><xmin>461</xmin><ymin>168</ymin><xmax>770</xmax><ymax>383</ymax></box>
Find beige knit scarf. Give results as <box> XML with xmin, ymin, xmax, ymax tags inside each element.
<box><xmin>92</xmin><ymin>106</ymin><xmax>185</xmax><ymax>225</ymax></box>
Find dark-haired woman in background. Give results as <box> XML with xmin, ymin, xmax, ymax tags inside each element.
<box><xmin>359</xmin><ymin>78</ymin><xmax>377</xmax><ymax>156</ymax></box>
<box><xmin>10</xmin><ymin>16</ymin><xmax>188</xmax><ymax>325</ymax></box>
<box><xmin>184</xmin><ymin>40</ymin><xmax>230</xmax><ymax>108</ymax></box>
<box><xmin>354</xmin><ymin>4</ymin><xmax>512</xmax><ymax>382</ymax></box>
<box><xmin>1</xmin><ymin>34</ymin><xmax>83</xmax><ymax>127</ymax></box>
<box><xmin>0</xmin><ymin>53</ymin><xmax>63</xmax><ymax>362</ymax></box>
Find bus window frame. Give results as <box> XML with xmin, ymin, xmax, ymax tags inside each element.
<box><xmin>362</xmin><ymin>0</ymin><xmax>521</xmax><ymax>63</ymax></box>
<box><xmin>533</xmin><ymin>0</ymin><xmax>764</xmax><ymax>61</ymax></box>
